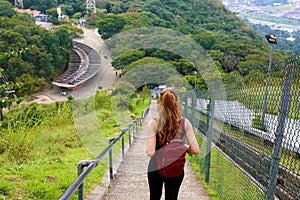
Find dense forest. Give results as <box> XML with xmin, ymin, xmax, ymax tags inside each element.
<box><xmin>0</xmin><ymin>1</ymin><xmax>73</xmax><ymax>95</ymax></box>
<box><xmin>94</xmin><ymin>0</ymin><xmax>290</xmax><ymax>89</ymax></box>
<box><xmin>1</xmin><ymin>0</ymin><xmax>292</xmax><ymax>96</ymax></box>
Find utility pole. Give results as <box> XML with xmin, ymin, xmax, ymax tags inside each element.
<box><xmin>261</xmin><ymin>34</ymin><xmax>277</xmax><ymax>131</ymax></box>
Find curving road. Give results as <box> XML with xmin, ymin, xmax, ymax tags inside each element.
<box><xmin>37</xmin><ymin>28</ymin><xmax>118</xmax><ymax>102</ymax></box>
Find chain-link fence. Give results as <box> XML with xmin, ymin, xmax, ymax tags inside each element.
<box><xmin>180</xmin><ymin>55</ymin><xmax>300</xmax><ymax>200</ymax></box>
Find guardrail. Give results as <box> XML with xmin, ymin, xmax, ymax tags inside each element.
<box><xmin>59</xmin><ymin>107</ymin><xmax>149</xmax><ymax>200</ymax></box>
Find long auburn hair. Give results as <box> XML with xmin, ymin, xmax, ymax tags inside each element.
<box><xmin>157</xmin><ymin>88</ymin><xmax>181</xmax><ymax>145</ymax></box>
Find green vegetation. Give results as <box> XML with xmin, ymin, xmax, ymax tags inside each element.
<box><xmin>0</xmin><ymin>1</ymin><xmax>75</xmax><ymax>96</ymax></box>
<box><xmin>188</xmin><ymin>134</ymin><xmax>266</xmax><ymax>200</ymax></box>
<box><xmin>213</xmin><ymin>120</ymin><xmax>300</xmax><ymax>173</ymax></box>
<box><xmin>1</xmin><ymin>0</ymin><xmax>299</xmax><ymax>199</ymax></box>
<box><xmin>92</xmin><ymin>0</ymin><xmax>290</xmax><ymax>95</ymax></box>
<box><xmin>2</xmin><ymin>0</ymin><xmax>293</xmax><ymax>97</ymax></box>
<box><xmin>0</xmin><ymin>1</ymin><xmax>83</xmax><ymax>98</ymax></box>
<box><xmin>0</xmin><ymin>89</ymin><xmax>151</xmax><ymax>199</ymax></box>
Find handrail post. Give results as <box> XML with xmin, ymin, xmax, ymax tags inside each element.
<box><xmin>206</xmin><ymin>99</ymin><xmax>214</xmax><ymax>184</ymax></box>
<box><xmin>133</xmin><ymin>119</ymin><xmax>137</xmax><ymax>137</ymax></box>
<box><xmin>128</xmin><ymin>125</ymin><xmax>131</xmax><ymax>146</ymax></box>
<box><xmin>121</xmin><ymin>128</ymin><xmax>126</xmax><ymax>158</ymax></box>
<box><xmin>77</xmin><ymin>160</ymin><xmax>94</xmax><ymax>200</ymax></box>
<box><xmin>108</xmin><ymin>137</ymin><xmax>116</xmax><ymax>181</ymax></box>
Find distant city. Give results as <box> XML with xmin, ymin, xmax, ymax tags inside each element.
<box><xmin>221</xmin><ymin>0</ymin><xmax>300</xmax><ymax>32</ymax></box>
<box><xmin>222</xmin><ymin>0</ymin><xmax>300</xmax><ymax>19</ymax></box>
<box><xmin>222</xmin><ymin>0</ymin><xmax>300</xmax><ymax>7</ymax></box>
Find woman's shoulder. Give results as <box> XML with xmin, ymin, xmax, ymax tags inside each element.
<box><xmin>149</xmin><ymin>117</ymin><xmax>158</xmax><ymax>123</ymax></box>
<box><xmin>181</xmin><ymin>117</ymin><xmax>192</xmax><ymax>128</ymax></box>
<box><xmin>181</xmin><ymin>116</ymin><xmax>190</xmax><ymax>123</ymax></box>
<box><xmin>148</xmin><ymin>118</ymin><xmax>158</xmax><ymax>128</ymax></box>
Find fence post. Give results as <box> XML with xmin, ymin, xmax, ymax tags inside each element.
<box><xmin>108</xmin><ymin>137</ymin><xmax>116</xmax><ymax>181</ymax></box>
<box><xmin>191</xmin><ymin>91</ymin><xmax>197</xmax><ymax>128</ymax></box>
<box><xmin>267</xmin><ymin>64</ymin><xmax>294</xmax><ymax>200</ymax></box>
<box><xmin>184</xmin><ymin>93</ymin><xmax>189</xmax><ymax>118</ymax></box>
<box><xmin>206</xmin><ymin>99</ymin><xmax>214</xmax><ymax>183</ymax></box>
<box><xmin>261</xmin><ymin>43</ymin><xmax>275</xmax><ymax>130</ymax></box>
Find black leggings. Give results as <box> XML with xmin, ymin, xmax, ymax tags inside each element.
<box><xmin>147</xmin><ymin>170</ymin><xmax>184</xmax><ymax>200</ymax></box>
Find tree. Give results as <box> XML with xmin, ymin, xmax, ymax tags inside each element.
<box><xmin>170</xmin><ymin>58</ymin><xmax>195</xmax><ymax>75</ymax></box>
<box><xmin>0</xmin><ymin>30</ymin><xmax>27</xmax><ymax>50</ymax></box>
<box><xmin>30</xmin><ymin>0</ymin><xmax>57</xmax><ymax>13</ymax></box>
<box><xmin>60</xmin><ymin>3</ymin><xmax>74</xmax><ymax>16</ymax></box>
<box><xmin>0</xmin><ymin>1</ymin><xmax>15</xmax><ymax>17</ymax></box>
<box><xmin>46</xmin><ymin>8</ymin><xmax>59</xmax><ymax>25</ymax></box>
<box><xmin>192</xmin><ymin>31</ymin><xmax>216</xmax><ymax>50</ymax></box>
<box><xmin>72</xmin><ymin>12</ymin><xmax>82</xmax><ymax>24</ymax></box>
<box><xmin>236</xmin><ymin>53</ymin><xmax>268</xmax><ymax>75</ymax></box>
<box><xmin>15</xmin><ymin>73</ymin><xmax>46</xmax><ymax>95</ymax></box>
<box><xmin>112</xmin><ymin>49</ymin><xmax>145</xmax><ymax>70</ymax></box>
<box><xmin>97</xmin><ymin>14</ymin><xmax>126</xmax><ymax>39</ymax></box>
<box><xmin>0</xmin><ymin>68</ymin><xmax>23</xmax><ymax>121</ymax></box>
<box><xmin>53</xmin><ymin>24</ymin><xmax>83</xmax><ymax>38</ymax></box>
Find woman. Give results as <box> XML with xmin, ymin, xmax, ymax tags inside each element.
<box><xmin>146</xmin><ymin>88</ymin><xmax>200</xmax><ymax>200</ymax></box>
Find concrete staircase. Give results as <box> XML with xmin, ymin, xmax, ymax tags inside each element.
<box><xmin>88</xmin><ymin>100</ymin><xmax>212</xmax><ymax>200</ymax></box>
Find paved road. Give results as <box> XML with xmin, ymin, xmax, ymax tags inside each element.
<box><xmin>36</xmin><ymin>28</ymin><xmax>118</xmax><ymax>102</ymax></box>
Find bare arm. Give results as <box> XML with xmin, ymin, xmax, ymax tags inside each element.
<box><xmin>146</xmin><ymin>119</ymin><xmax>157</xmax><ymax>157</ymax></box>
<box><xmin>184</xmin><ymin>118</ymin><xmax>200</xmax><ymax>154</ymax></box>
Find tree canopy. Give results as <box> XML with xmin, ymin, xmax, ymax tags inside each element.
<box><xmin>0</xmin><ymin>1</ymin><xmax>73</xmax><ymax>95</ymax></box>
<box><xmin>95</xmin><ymin>1</ymin><xmax>292</xmax><ymax>92</ymax></box>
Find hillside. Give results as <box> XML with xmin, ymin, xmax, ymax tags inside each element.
<box><xmin>2</xmin><ymin>0</ymin><xmax>289</xmax><ymax>81</ymax></box>
<box><xmin>96</xmin><ymin>0</ymin><xmax>288</xmax><ymax>77</ymax></box>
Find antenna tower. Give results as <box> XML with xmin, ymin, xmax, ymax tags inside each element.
<box><xmin>86</xmin><ymin>0</ymin><xmax>96</xmax><ymax>14</ymax></box>
<box><xmin>15</xmin><ymin>0</ymin><xmax>24</xmax><ymax>9</ymax></box>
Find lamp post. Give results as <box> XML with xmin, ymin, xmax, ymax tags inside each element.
<box><xmin>194</xmin><ymin>71</ymin><xmax>197</xmax><ymax>92</ymax></box>
<box><xmin>261</xmin><ymin>34</ymin><xmax>277</xmax><ymax>130</ymax></box>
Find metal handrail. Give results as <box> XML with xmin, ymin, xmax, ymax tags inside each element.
<box><xmin>59</xmin><ymin>107</ymin><xmax>150</xmax><ymax>200</ymax></box>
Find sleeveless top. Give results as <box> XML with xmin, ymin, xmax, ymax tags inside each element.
<box><xmin>147</xmin><ymin>117</ymin><xmax>186</xmax><ymax>173</ymax></box>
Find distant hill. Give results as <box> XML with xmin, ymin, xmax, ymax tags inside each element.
<box><xmin>96</xmin><ymin>0</ymin><xmax>288</xmax><ymax>75</ymax></box>
<box><xmin>4</xmin><ymin>0</ymin><xmax>289</xmax><ymax>78</ymax></box>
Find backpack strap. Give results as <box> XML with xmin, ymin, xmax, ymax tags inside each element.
<box><xmin>153</xmin><ymin>118</ymin><xmax>161</xmax><ymax>150</ymax></box>
<box><xmin>180</xmin><ymin>117</ymin><xmax>185</xmax><ymax>138</ymax></box>
<box><xmin>155</xmin><ymin>117</ymin><xmax>185</xmax><ymax>149</ymax></box>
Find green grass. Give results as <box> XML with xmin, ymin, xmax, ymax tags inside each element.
<box><xmin>0</xmin><ymin>139</ymin><xmax>105</xmax><ymax>200</ymax></box>
<box><xmin>238</xmin><ymin>84</ymin><xmax>299</xmax><ymax>119</ymax></box>
<box><xmin>188</xmin><ymin>134</ymin><xmax>266</xmax><ymax>200</ymax></box>
<box><xmin>219</xmin><ymin>115</ymin><xmax>300</xmax><ymax>173</ymax></box>
<box><xmin>0</xmin><ymin>90</ymin><xmax>151</xmax><ymax>199</ymax></box>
